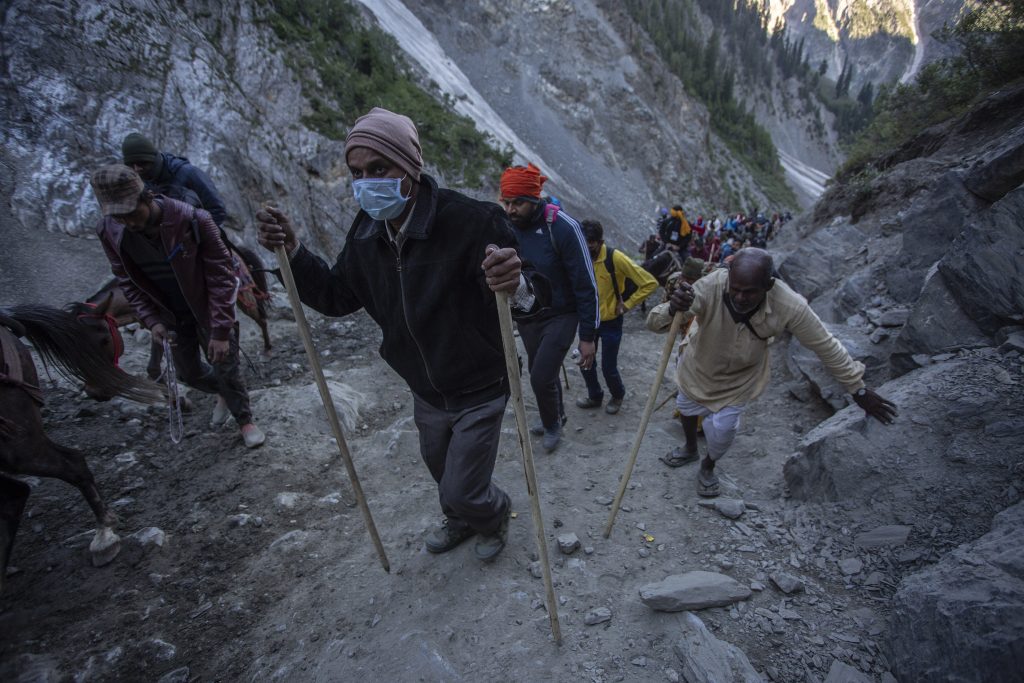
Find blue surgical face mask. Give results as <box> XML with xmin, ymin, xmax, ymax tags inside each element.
<box><xmin>351</xmin><ymin>176</ymin><xmax>410</xmax><ymax>221</ymax></box>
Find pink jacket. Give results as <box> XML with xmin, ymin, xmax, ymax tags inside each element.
<box><xmin>97</xmin><ymin>198</ymin><xmax>237</xmax><ymax>340</ymax></box>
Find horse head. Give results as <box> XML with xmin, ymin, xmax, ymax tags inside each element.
<box><xmin>69</xmin><ymin>293</ymin><xmax>126</xmax><ymax>401</ymax></box>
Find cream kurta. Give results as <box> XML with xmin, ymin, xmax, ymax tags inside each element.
<box><xmin>647</xmin><ymin>268</ymin><xmax>865</xmax><ymax>412</ymax></box>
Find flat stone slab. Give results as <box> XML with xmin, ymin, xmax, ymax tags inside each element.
<box><xmin>838</xmin><ymin>558</ymin><xmax>864</xmax><ymax>575</ymax></box>
<box><xmin>855</xmin><ymin>525</ymin><xmax>911</xmax><ymax>549</ymax></box>
<box><xmin>824</xmin><ymin>659</ymin><xmax>873</xmax><ymax>683</ymax></box>
<box><xmin>639</xmin><ymin>571</ymin><xmax>751</xmax><ymax>611</ymax></box>
<box><xmin>698</xmin><ymin>498</ymin><xmax>746</xmax><ymax>519</ymax></box>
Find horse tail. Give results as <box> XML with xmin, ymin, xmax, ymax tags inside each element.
<box><xmin>232</xmin><ymin>243</ymin><xmax>269</xmax><ymax>298</ymax></box>
<box><xmin>7</xmin><ymin>304</ymin><xmax>163</xmax><ymax>405</ymax></box>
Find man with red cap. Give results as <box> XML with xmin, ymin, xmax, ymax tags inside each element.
<box><xmin>256</xmin><ymin>108</ymin><xmax>548</xmax><ymax>563</ymax></box>
<box><xmin>499</xmin><ymin>163</ymin><xmax>599</xmax><ymax>452</ymax></box>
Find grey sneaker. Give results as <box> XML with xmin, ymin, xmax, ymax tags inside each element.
<box><xmin>542</xmin><ymin>424</ymin><xmax>562</xmax><ymax>452</ymax></box>
<box><xmin>531</xmin><ymin>413</ymin><xmax>566</xmax><ymax>437</ymax></box>
<box><xmin>576</xmin><ymin>395</ymin><xmax>603</xmax><ymax>409</ymax></box>
<box><xmin>240</xmin><ymin>423</ymin><xmax>265</xmax><ymax>448</ymax></box>
<box><xmin>425</xmin><ymin>519</ymin><xmax>475</xmax><ymax>554</ymax></box>
<box><xmin>605</xmin><ymin>397</ymin><xmax>623</xmax><ymax>414</ymax></box>
<box><xmin>211</xmin><ymin>395</ymin><xmax>230</xmax><ymax>425</ymax></box>
<box><xmin>474</xmin><ymin>497</ymin><xmax>511</xmax><ymax>562</ymax></box>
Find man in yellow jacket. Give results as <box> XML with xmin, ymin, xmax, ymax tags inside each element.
<box><xmin>576</xmin><ymin>220</ymin><xmax>658</xmax><ymax>414</ymax></box>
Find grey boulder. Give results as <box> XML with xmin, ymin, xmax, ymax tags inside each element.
<box><xmin>672</xmin><ymin>611</ymin><xmax>764</xmax><ymax>683</ymax></box>
<box><xmin>888</xmin><ymin>502</ymin><xmax>1024</xmax><ymax>683</ymax></box>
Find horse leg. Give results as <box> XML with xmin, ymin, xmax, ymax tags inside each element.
<box><xmin>22</xmin><ymin>439</ymin><xmax>121</xmax><ymax>567</ymax></box>
<box><xmin>258</xmin><ymin>310</ymin><xmax>272</xmax><ymax>357</ymax></box>
<box><xmin>147</xmin><ymin>338</ymin><xmax>163</xmax><ymax>380</ymax></box>
<box><xmin>0</xmin><ymin>474</ymin><xmax>31</xmax><ymax>593</ymax></box>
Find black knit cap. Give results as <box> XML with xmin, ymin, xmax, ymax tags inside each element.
<box><xmin>122</xmin><ymin>132</ymin><xmax>159</xmax><ymax>164</ymax></box>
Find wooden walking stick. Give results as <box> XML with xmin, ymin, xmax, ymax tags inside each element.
<box><xmin>655</xmin><ymin>388</ymin><xmax>679</xmax><ymax>414</ymax></box>
<box><xmin>274</xmin><ymin>245</ymin><xmax>391</xmax><ymax>573</ymax></box>
<box><xmin>603</xmin><ymin>311</ymin><xmax>684</xmax><ymax>538</ymax></box>
<box><xmin>495</xmin><ymin>290</ymin><xmax>562</xmax><ymax>645</ymax></box>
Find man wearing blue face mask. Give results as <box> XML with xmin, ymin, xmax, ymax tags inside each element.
<box><xmin>256</xmin><ymin>107</ymin><xmax>548</xmax><ymax>563</ymax></box>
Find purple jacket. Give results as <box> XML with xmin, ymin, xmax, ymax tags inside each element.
<box><xmin>97</xmin><ymin>198</ymin><xmax>237</xmax><ymax>340</ymax></box>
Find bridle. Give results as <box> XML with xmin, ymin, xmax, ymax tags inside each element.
<box><xmin>77</xmin><ymin>303</ymin><xmax>124</xmax><ymax>367</ymax></box>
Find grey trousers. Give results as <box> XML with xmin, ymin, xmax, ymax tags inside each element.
<box><xmin>172</xmin><ymin>319</ymin><xmax>252</xmax><ymax>425</ymax></box>
<box><xmin>413</xmin><ymin>392</ymin><xmax>510</xmax><ymax>535</ymax></box>
<box><xmin>517</xmin><ymin>312</ymin><xmax>579</xmax><ymax>430</ymax></box>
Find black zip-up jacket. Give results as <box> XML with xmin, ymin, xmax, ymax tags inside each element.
<box><xmin>289</xmin><ymin>174</ymin><xmax>544</xmax><ymax>411</ymax></box>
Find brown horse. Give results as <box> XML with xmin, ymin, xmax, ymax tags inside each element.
<box><xmin>87</xmin><ymin>242</ymin><xmax>273</xmax><ymax>380</ymax></box>
<box><xmin>0</xmin><ymin>298</ymin><xmax>163</xmax><ymax>591</ymax></box>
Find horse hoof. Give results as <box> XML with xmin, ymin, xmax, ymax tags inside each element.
<box><xmin>89</xmin><ymin>528</ymin><xmax>122</xmax><ymax>567</ymax></box>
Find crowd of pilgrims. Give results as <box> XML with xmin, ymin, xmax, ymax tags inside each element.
<box><xmin>639</xmin><ymin>206</ymin><xmax>791</xmax><ymax>267</ymax></box>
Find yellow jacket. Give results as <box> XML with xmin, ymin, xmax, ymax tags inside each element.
<box><xmin>646</xmin><ymin>268</ymin><xmax>865</xmax><ymax>411</ymax></box>
<box><xmin>592</xmin><ymin>244</ymin><xmax>658</xmax><ymax>322</ymax></box>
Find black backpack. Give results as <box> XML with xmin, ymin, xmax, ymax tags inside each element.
<box><xmin>604</xmin><ymin>247</ymin><xmax>644</xmax><ymax>305</ymax></box>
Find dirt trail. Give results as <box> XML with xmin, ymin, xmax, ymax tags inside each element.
<box><xmin>1</xmin><ymin>290</ymin><xmax>904</xmax><ymax>682</ymax></box>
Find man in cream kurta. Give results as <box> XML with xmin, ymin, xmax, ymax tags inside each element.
<box><xmin>647</xmin><ymin>248</ymin><xmax>896</xmax><ymax>497</ymax></box>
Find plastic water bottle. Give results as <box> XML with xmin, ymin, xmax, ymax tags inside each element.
<box><xmin>570</xmin><ymin>348</ymin><xmax>581</xmax><ymax>362</ymax></box>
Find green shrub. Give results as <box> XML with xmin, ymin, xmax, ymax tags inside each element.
<box><xmin>839</xmin><ymin>0</ymin><xmax>1024</xmax><ymax>178</ymax></box>
<box><xmin>261</xmin><ymin>0</ymin><xmax>509</xmax><ymax>186</ymax></box>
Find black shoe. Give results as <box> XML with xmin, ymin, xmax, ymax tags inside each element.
<box><xmin>474</xmin><ymin>497</ymin><xmax>511</xmax><ymax>562</ymax></box>
<box><xmin>659</xmin><ymin>446</ymin><xmax>699</xmax><ymax>468</ymax></box>
<box><xmin>542</xmin><ymin>423</ymin><xmax>563</xmax><ymax>452</ymax></box>
<box><xmin>425</xmin><ymin>519</ymin><xmax>475</xmax><ymax>554</ymax></box>
<box><xmin>605</xmin><ymin>397</ymin><xmax>623</xmax><ymax>414</ymax></box>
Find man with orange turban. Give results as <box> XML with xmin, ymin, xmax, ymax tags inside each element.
<box><xmin>500</xmin><ymin>163</ymin><xmax>598</xmax><ymax>452</ymax></box>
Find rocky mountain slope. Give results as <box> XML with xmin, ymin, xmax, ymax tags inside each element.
<box><xmin>2</xmin><ymin>1</ymin><xmax>1022</xmax><ymax>681</ymax></box>
<box><xmin>1</xmin><ymin>0</ymin><xmax>784</xmax><ymax>308</ymax></box>
<box><xmin>776</xmin><ymin>79</ymin><xmax>1024</xmax><ymax>681</ymax></box>
<box><xmin>765</xmin><ymin>0</ymin><xmax>966</xmax><ymax>90</ymax></box>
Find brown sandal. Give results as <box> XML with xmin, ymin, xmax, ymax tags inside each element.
<box><xmin>659</xmin><ymin>447</ymin><xmax>699</xmax><ymax>468</ymax></box>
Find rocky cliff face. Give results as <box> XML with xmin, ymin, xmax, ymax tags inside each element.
<box><xmin>1</xmin><ymin>0</ymin><xmax>356</xmax><ymax>301</ymax></box>
<box><xmin>765</xmin><ymin>0</ymin><xmax>965</xmax><ymax>90</ymax></box>
<box><xmin>1</xmin><ymin>0</ymin><xmax>796</xmax><ymax>308</ymax></box>
<box><xmin>778</xmin><ymin>80</ymin><xmax>1024</xmax><ymax>682</ymax></box>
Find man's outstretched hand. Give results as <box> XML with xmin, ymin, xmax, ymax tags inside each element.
<box><xmin>853</xmin><ymin>388</ymin><xmax>897</xmax><ymax>425</ymax></box>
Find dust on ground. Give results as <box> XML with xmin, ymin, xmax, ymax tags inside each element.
<box><xmin>1</xmin><ymin>289</ymin><xmax>916</xmax><ymax>682</ymax></box>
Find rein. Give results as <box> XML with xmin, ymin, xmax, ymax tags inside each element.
<box><xmin>162</xmin><ymin>338</ymin><xmax>184</xmax><ymax>444</ymax></box>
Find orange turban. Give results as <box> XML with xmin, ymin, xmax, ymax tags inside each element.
<box><xmin>500</xmin><ymin>163</ymin><xmax>547</xmax><ymax>199</ymax></box>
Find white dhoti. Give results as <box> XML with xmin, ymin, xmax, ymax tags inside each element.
<box><xmin>675</xmin><ymin>389</ymin><xmax>745</xmax><ymax>462</ymax></box>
